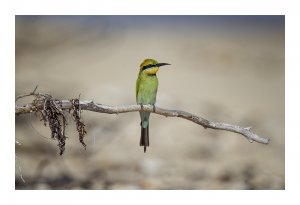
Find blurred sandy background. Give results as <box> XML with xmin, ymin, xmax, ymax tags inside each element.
<box><xmin>15</xmin><ymin>16</ymin><xmax>284</xmax><ymax>189</ymax></box>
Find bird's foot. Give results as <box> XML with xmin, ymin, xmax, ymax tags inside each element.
<box><xmin>140</xmin><ymin>103</ymin><xmax>144</xmax><ymax>111</ymax></box>
<box><xmin>153</xmin><ymin>105</ymin><xmax>156</xmax><ymax>113</ymax></box>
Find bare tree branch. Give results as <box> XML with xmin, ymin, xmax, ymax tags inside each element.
<box><xmin>15</xmin><ymin>93</ymin><xmax>270</xmax><ymax>145</ymax></box>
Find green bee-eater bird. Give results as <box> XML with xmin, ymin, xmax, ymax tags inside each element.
<box><xmin>136</xmin><ymin>59</ymin><xmax>170</xmax><ymax>152</ymax></box>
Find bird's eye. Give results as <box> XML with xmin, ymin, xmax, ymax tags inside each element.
<box><xmin>142</xmin><ymin>64</ymin><xmax>156</xmax><ymax>71</ymax></box>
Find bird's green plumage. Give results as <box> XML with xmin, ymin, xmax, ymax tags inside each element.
<box><xmin>136</xmin><ymin>70</ymin><xmax>158</xmax><ymax>127</ymax></box>
<box><xmin>136</xmin><ymin>59</ymin><xmax>169</xmax><ymax>152</ymax></box>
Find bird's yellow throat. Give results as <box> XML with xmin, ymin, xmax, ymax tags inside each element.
<box><xmin>144</xmin><ymin>67</ymin><xmax>159</xmax><ymax>75</ymax></box>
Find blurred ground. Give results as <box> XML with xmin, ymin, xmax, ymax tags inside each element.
<box><xmin>15</xmin><ymin>16</ymin><xmax>284</xmax><ymax>189</ymax></box>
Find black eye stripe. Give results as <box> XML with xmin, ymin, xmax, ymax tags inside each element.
<box><xmin>142</xmin><ymin>64</ymin><xmax>157</xmax><ymax>70</ymax></box>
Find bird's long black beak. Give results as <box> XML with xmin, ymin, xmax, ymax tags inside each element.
<box><xmin>156</xmin><ymin>63</ymin><xmax>171</xmax><ymax>67</ymax></box>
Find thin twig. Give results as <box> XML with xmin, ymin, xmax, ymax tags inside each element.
<box><xmin>15</xmin><ymin>93</ymin><xmax>270</xmax><ymax>145</ymax></box>
<box><xmin>15</xmin><ymin>85</ymin><xmax>39</xmax><ymax>102</ymax></box>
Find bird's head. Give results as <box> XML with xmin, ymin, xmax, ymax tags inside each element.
<box><xmin>139</xmin><ymin>59</ymin><xmax>170</xmax><ymax>75</ymax></box>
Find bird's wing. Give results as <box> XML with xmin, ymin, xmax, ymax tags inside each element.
<box><xmin>136</xmin><ymin>76</ymin><xmax>140</xmax><ymax>102</ymax></box>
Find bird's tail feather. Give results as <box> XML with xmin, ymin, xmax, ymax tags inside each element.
<box><xmin>140</xmin><ymin>122</ymin><xmax>149</xmax><ymax>153</ymax></box>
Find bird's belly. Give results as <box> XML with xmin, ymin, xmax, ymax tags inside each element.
<box><xmin>137</xmin><ymin>85</ymin><xmax>157</xmax><ymax>105</ymax></box>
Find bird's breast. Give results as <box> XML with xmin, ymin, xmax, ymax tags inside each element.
<box><xmin>136</xmin><ymin>76</ymin><xmax>158</xmax><ymax>105</ymax></box>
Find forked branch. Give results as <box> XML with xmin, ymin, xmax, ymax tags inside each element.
<box><xmin>15</xmin><ymin>92</ymin><xmax>270</xmax><ymax>146</ymax></box>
